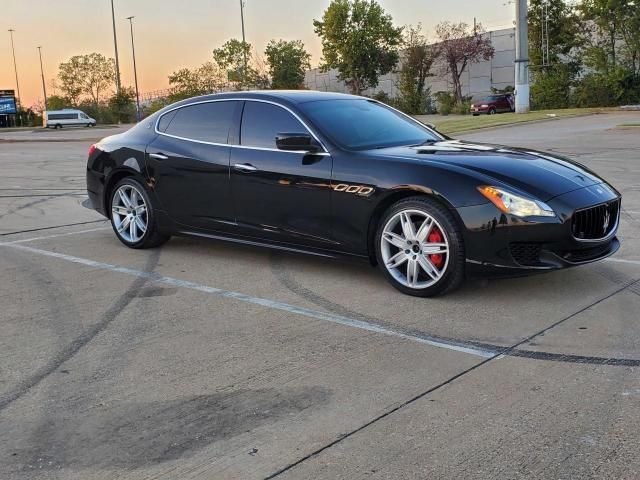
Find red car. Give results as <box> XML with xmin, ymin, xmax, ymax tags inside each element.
<box><xmin>470</xmin><ymin>94</ymin><xmax>514</xmax><ymax>115</ymax></box>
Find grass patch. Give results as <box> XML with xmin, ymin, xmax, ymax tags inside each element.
<box><xmin>617</xmin><ymin>122</ymin><xmax>640</xmax><ymax>127</ymax></box>
<box><xmin>417</xmin><ymin>107</ymin><xmax>617</xmax><ymax>135</ymax></box>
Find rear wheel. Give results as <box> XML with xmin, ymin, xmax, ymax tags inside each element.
<box><xmin>375</xmin><ymin>197</ymin><xmax>465</xmax><ymax>297</ymax></box>
<box><xmin>109</xmin><ymin>178</ymin><xmax>169</xmax><ymax>249</ymax></box>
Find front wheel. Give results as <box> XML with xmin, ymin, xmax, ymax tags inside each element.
<box><xmin>488</xmin><ymin>108</ymin><xmax>497</xmax><ymax>115</ymax></box>
<box><xmin>375</xmin><ymin>197</ymin><xmax>465</xmax><ymax>297</ymax></box>
<box><xmin>110</xmin><ymin>178</ymin><xmax>170</xmax><ymax>249</ymax></box>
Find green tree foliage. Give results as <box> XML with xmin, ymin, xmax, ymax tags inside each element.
<box><xmin>434</xmin><ymin>22</ymin><xmax>494</xmax><ymax>105</ymax></box>
<box><xmin>531</xmin><ymin>63</ymin><xmax>577</xmax><ymax>109</ymax></box>
<box><xmin>313</xmin><ymin>0</ymin><xmax>403</xmax><ymax>95</ymax></box>
<box><xmin>45</xmin><ymin>95</ymin><xmax>71</xmax><ymax>111</ymax></box>
<box><xmin>396</xmin><ymin>24</ymin><xmax>436</xmax><ymax>114</ymax></box>
<box><xmin>168</xmin><ymin>62</ymin><xmax>226</xmax><ymax>102</ymax></box>
<box><xmin>108</xmin><ymin>86</ymin><xmax>136</xmax><ymax>123</ymax></box>
<box><xmin>212</xmin><ymin>39</ymin><xmax>268</xmax><ymax>89</ymax></box>
<box><xmin>264</xmin><ymin>39</ymin><xmax>311</xmax><ymax>89</ymax></box>
<box><xmin>58</xmin><ymin>53</ymin><xmax>115</xmax><ymax>106</ymax></box>
<box><xmin>529</xmin><ymin>0</ymin><xmax>583</xmax><ymax>67</ymax></box>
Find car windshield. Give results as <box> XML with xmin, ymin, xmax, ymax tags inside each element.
<box><xmin>484</xmin><ymin>95</ymin><xmax>502</xmax><ymax>101</ymax></box>
<box><xmin>300</xmin><ymin>99</ymin><xmax>440</xmax><ymax>150</ymax></box>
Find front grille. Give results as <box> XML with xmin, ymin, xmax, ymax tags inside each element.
<box><xmin>571</xmin><ymin>199</ymin><xmax>620</xmax><ymax>240</ymax></box>
<box><xmin>510</xmin><ymin>242</ymin><xmax>543</xmax><ymax>266</ymax></box>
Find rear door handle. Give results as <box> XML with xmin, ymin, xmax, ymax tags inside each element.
<box><xmin>149</xmin><ymin>153</ymin><xmax>169</xmax><ymax>160</ymax></box>
<box><xmin>234</xmin><ymin>163</ymin><xmax>258</xmax><ymax>172</ymax></box>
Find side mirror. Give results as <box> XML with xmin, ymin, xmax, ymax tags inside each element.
<box><xmin>426</xmin><ymin>123</ymin><xmax>437</xmax><ymax>130</ymax></box>
<box><xmin>276</xmin><ymin>132</ymin><xmax>321</xmax><ymax>153</ymax></box>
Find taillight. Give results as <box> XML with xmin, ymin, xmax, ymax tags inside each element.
<box><xmin>88</xmin><ymin>144</ymin><xmax>97</xmax><ymax>157</ymax></box>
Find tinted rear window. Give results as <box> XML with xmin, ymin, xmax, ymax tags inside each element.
<box><xmin>163</xmin><ymin>101</ymin><xmax>238</xmax><ymax>143</ymax></box>
<box><xmin>240</xmin><ymin>101</ymin><xmax>306</xmax><ymax>149</ymax></box>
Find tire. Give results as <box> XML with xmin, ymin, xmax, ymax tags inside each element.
<box><xmin>488</xmin><ymin>108</ymin><xmax>496</xmax><ymax>115</ymax></box>
<box><xmin>109</xmin><ymin>177</ymin><xmax>170</xmax><ymax>249</ymax></box>
<box><xmin>55</xmin><ymin>124</ymin><xmax>62</xmax><ymax>129</ymax></box>
<box><xmin>472</xmin><ymin>113</ymin><xmax>479</xmax><ymax>117</ymax></box>
<box><xmin>375</xmin><ymin>196</ymin><xmax>465</xmax><ymax>297</ymax></box>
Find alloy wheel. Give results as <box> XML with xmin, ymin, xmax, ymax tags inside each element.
<box><xmin>111</xmin><ymin>184</ymin><xmax>148</xmax><ymax>243</ymax></box>
<box><xmin>380</xmin><ymin>209</ymin><xmax>450</xmax><ymax>289</ymax></box>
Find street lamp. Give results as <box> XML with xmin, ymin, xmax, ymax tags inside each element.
<box><xmin>37</xmin><ymin>46</ymin><xmax>48</xmax><ymax>112</ymax></box>
<box><xmin>110</xmin><ymin>0</ymin><xmax>122</xmax><ymax>95</ymax></box>
<box><xmin>8</xmin><ymin>29</ymin><xmax>21</xmax><ymax>126</ymax></box>
<box><xmin>240</xmin><ymin>0</ymin><xmax>248</xmax><ymax>82</ymax></box>
<box><xmin>126</xmin><ymin>16</ymin><xmax>141</xmax><ymax>121</ymax></box>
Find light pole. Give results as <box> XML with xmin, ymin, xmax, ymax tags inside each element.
<box><xmin>514</xmin><ymin>0</ymin><xmax>530</xmax><ymax>113</ymax></box>
<box><xmin>8</xmin><ymin>29</ymin><xmax>21</xmax><ymax>126</ymax></box>
<box><xmin>37</xmin><ymin>46</ymin><xmax>48</xmax><ymax>112</ymax></box>
<box><xmin>110</xmin><ymin>0</ymin><xmax>122</xmax><ymax>95</ymax></box>
<box><xmin>240</xmin><ymin>0</ymin><xmax>248</xmax><ymax>83</ymax></box>
<box><xmin>126</xmin><ymin>16</ymin><xmax>141</xmax><ymax>121</ymax></box>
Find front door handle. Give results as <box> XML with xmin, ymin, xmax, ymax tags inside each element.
<box><xmin>149</xmin><ymin>153</ymin><xmax>169</xmax><ymax>160</ymax></box>
<box><xmin>234</xmin><ymin>163</ymin><xmax>258</xmax><ymax>172</ymax></box>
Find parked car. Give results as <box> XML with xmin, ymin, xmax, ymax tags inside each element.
<box><xmin>44</xmin><ymin>109</ymin><xmax>96</xmax><ymax>129</ymax></box>
<box><xmin>86</xmin><ymin>91</ymin><xmax>621</xmax><ymax>297</ymax></box>
<box><xmin>470</xmin><ymin>94</ymin><xmax>514</xmax><ymax>115</ymax></box>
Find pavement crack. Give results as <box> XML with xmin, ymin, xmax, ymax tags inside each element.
<box><xmin>263</xmin><ymin>277</ymin><xmax>640</xmax><ymax>479</ymax></box>
<box><xmin>0</xmin><ymin>249</ymin><xmax>161</xmax><ymax>413</ymax></box>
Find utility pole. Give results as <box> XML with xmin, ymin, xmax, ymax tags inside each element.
<box><xmin>37</xmin><ymin>46</ymin><xmax>48</xmax><ymax>112</ymax></box>
<box><xmin>126</xmin><ymin>16</ymin><xmax>141</xmax><ymax>121</ymax></box>
<box><xmin>110</xmin><ymin>0</ymin><xmax>122</xmax><ymax>95</ymax></box>
<box><xmin>514</xmin><ymin>0</ymin><xmax>530</xmax><ymax>113</ymax></box>
<box><xmin>240</xmin><ymin>0</ymin><xmax>248</xmax><ymax>83</ymax></box>
<box><xmin>8</xmin><ymin>29</ymin><xmax>21</xmax><ymax>126</ymax></box>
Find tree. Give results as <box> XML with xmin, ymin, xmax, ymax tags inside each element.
<box><xmin>45</xmin><ymin>95</ymin><xmax>71</xmax><ymax>111</ymax></box>
<box><xmin>168</xmin><ymin>62</ymin><xmax>226</xmax><ymax>101</ymax></box>
<box><xmin>434</xmin><ymin>22</ymin><xmax>494</xmax><ymax>105</ymax></box>
<box><xmin>109</xmin><ymin>86</ymin><xmax>136</xmax><ymax>123</ymax></box>
<box><xmin>58</xmin><ymin>53</ymin><xmax>115</xmax><ymax>106</ymax></box>
<box><xmin>213</xmin><ymin>39</ymin><xmax>262</xmax><ymax>89</ymax></box>
<box><xmin>265</xmin><ymin>39</ymin><xmax>311</xmax><ymax>89</ymax></box>
<box><xmin>579</xmin><ymin>0</ymin><xmax>640</xmax><ymax>74</ymax></box>
<box><xmin>529</xmin><ymin>0</ymin><xmax>582</xmax><ymax>68</ymax></box>
<box><xmin>313</xmin><ymin>0</ymin><xmax>403</xmax><ymax>95</ymax></box>
<box><xmin>396</xmin><ymin>24</ymin><xmax>437</xmax><ymax>114</ymax></box>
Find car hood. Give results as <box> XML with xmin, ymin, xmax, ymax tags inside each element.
<box><xmin>374</xmin><ymin>140</ymin><xmax>605</xmax><ymax>201</ymax></box>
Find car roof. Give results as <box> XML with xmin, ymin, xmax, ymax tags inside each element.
<box><xmin>186</xmin><ymin>90</ymin><xmax>362</xmax><ymax>105</ymax></box>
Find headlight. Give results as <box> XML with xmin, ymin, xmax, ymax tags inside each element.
<box><xmin>478</xmin><ymin>186</ymin><xmax>556</xmax><ymax>217</ymax></box>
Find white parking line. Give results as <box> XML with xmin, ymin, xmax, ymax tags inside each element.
<box><xmin>605</xmin><ymin>257</ymin><xmax>640</xmax><ymax>266</ymax></box>
<box><xmin>0</xmin><ymin>241</ymin><xmax>497</xmax><ymax>359</ymax></box>
<box><xmin>4</xmin><ymin>226</ymin><xmax>110</xmax><ymax>244</ymax></box>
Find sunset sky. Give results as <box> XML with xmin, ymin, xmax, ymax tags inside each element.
<box><xmin>1</xmin><ymin>0</ymin><xmax>513</xmax><ymax>107</ymax></box>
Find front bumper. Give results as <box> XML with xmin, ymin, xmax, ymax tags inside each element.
<box><xmin>456</xmin><ymin>184</ymin><xmax>621</xmax><ymax>275</ymax></box>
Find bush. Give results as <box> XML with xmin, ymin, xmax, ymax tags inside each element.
<box><xmin>573</xmin><ymin>68</ymin><xmax>640</xmax><ymax>107</ymax></box>
<box><xmin>453</xmin><ymin>96</ymin><xmax>472</xmax><ymax>115</ymax></box>
<box><xmin>434</xmin><ymin>91</ymin><xmax>459</xmax><ymax>115</ymax></box>
<box><xmin>530</xmin><ymin>65</ymin><xmax>575</xmax><ymax>110</ymax></box>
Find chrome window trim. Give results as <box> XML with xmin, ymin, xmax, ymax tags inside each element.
<box><xmin>154</xmin><ymin>97</ymin><xmax>330</xmax><ymax>155</ymax></box>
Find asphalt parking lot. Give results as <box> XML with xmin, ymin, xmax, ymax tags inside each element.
<box><xmin>1</xmin><ymin>112</ymin><xmax>639</xmax><ymax>479</ymax></box>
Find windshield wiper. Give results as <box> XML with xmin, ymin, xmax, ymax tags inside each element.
<box><xmin>411</xmin><ymin>138</ymin><xmax>439</xmax><ymax>147</ymax></box>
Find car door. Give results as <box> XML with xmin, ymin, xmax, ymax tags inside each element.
<box><xmin>230</xmin><ymin>100</ymin><xmax>334</xmax><ymax>248</ymax></box>
<box><xmin>145</xmin><ymin>100</ymin><xmax>241</xmax><ymax>231</ymax></box>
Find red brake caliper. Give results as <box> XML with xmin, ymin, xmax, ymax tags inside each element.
<box><xmin>427</xmin><ymin>227</ymin><xmax>445</xmax><ymax>269</ymax></box>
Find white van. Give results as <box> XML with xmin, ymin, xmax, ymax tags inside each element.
<box><xmin>44</xmin><ymin>109</ymin><xmax>96</xmax><ymax>129</ymax></box>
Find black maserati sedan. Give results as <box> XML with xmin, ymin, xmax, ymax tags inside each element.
<box><xmin>86</xmin><ymin>91</ymin><xmax>621</xmax><ymax>296</ymax></box>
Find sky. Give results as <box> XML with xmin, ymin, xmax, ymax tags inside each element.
<box><xmin>1</xmin><ymin>0</ymin><xmax>514</xmax><ymax>108</ymax></box>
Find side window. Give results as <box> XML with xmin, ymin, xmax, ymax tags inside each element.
<box><xmin>157</xmin><ymin>109</ymin><xmax>177</xmax><ymax>132</ymax></box>
<box><xmin>163</xmin><ymin>101</ymin><xmax>238</xmax><ymax>143</ymax></box>
<box><xmin>241</xmin><ymin>102</ymin><xmax>307</xmax><ymax>149</ymax></box>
